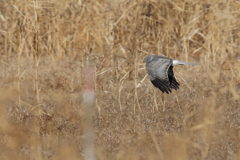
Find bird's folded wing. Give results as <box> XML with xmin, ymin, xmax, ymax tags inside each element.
<box><xmin>146</xmin><ymin>58</ymin><xmax>172</xmax><ymax>81</ymax></box>
<box><xmin>146</xmin><ymin>58</ymin><xmax>173</xmax><ymax>93</ymax></box>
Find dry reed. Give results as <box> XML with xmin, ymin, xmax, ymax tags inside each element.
<box><xmin>0</xmin><ymin>0</ymin><xmax>240</xmax><ymax>159</ymax></box>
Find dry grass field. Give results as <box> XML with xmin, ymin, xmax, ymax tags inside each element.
<box><xmin>1</xmin><ymin>0</ymin><xmax>240</xmax><ymax>159</ymax></box>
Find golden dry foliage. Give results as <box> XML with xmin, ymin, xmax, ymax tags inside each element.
<box><xmin>0</xmin><ymin>0</ymin><xmax>240</xmax><ymax>159</ymax></box>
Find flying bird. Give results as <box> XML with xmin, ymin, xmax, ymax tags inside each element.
<box><xmin>143</xmin><ymin>55</ymin><xmax>197</xmax><ymax>94</ymax></box>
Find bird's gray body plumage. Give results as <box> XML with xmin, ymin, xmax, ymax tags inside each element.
<box><xmin>143</xmin><ymin>55</ymin><xmax>197</xmax><ymax>94</ymax></box>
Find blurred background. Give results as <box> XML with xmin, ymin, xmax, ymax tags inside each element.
<box><xmin>0</xmin><ymin>0</ymin><xmax>240</xmax><ymax>159</ymax></box>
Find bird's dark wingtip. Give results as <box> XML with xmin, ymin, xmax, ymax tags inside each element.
<box><xmin>151</xmin><ymin>78</ymin><xmax>172</xmax><ymax>94</ymax></box>
<box><xmin>170</xmin><ymin>77</ymin><xmax>180</xmax><ymax>90</ymax></box>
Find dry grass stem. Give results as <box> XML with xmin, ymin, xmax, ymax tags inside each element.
<box><xmin>0</xmin><ymin>0</ymin><xmax>240</xmax><ymax>159</ymax></box>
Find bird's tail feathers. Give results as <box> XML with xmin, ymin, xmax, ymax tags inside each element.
<box><xmin>172</xmin><ymin>60</ymin><xmax>197</xmax><ymax>66</ymax></box>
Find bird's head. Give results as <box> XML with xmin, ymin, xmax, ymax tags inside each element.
<box><xmin>143</xmin><ymin>55</ymin><xmax>155</xmax><ymax>63</ymax></box>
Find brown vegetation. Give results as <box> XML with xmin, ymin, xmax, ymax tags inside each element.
<box><xmin>0</xmin><ymin>0</ymin><xmax>240</xmax><ymax>159</ymax></box>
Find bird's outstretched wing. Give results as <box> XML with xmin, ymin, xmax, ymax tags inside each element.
<box><xmin>146</xmin><ymin>57</ymin><xmax>174</xmax><ymax>94</ymax></box>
